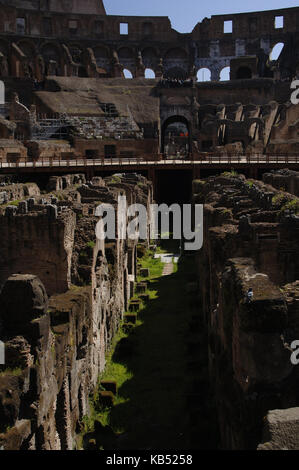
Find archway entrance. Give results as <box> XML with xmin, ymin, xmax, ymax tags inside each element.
<box><xmin>161</xmin><ymin>115</ymin><xmax>190</xmax><ymax>159</ymax></box>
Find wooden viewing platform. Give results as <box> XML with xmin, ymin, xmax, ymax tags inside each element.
<box><xmin>0</xmin><ymin>154</ymin><xmax>298</xmax><ymax>176</ymax></box>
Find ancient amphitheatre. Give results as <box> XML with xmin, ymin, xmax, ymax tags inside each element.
<box><xmin>0</xmin><ymin>0</ymin><xmax>298</xmax><ymax>452</ymax></box>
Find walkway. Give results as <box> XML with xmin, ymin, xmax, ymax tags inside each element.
<box><xmin>1</xmin><ymin>154</ymin><xmax>299</xmax><ymax>174</ymax></box>
<box><xmin>83</xmin><ymin>254</ymin><xmax>219</xmax><ymax>450</ymax></box>
<box><xmin>154</xmin><ymin>253</ymin><xmax>179</xmax><ymax>276</ymax></box>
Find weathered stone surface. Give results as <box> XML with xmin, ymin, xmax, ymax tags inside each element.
<box><xmin>195</xmin><ymin>174</ymin><xmax>299</xmax><ymax>450</ymax></box>
<box><xmin>0</xmin><ymin>274</ymin><xmax>48</xmax><ymax>334</ymax></box>
<box><xmin>258</xmin><ymin>408</ymin><xmax>299</xmax><ymax>450</ymax></box>
<box><xmin>0</xmin><ymin>173</ymin><xmax>153</xmax><ymax>450</ymax></box>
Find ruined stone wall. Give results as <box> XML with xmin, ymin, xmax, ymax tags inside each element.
<box><xmin>263</xmin><ymin>170</ymin><xmax>299</xmax><ymax>197</ymax></box>
<box><xmin>0</xmin><ymin>210</ymin><xmax>76</xmax><ymax>296</ymax></box>
<box><xmin>0</xmin><ymin>3</ymin><xmax>298</xmax><ymax>80</ymax></box>
<box><xmin>193</xmin><ymin>174</ymin><xmax>299</xmax><ymax>449</ymax></box>
<box><xmin>0</xmin><ymin>172</ymin><xmax>153</xmax><ymax>450</ymax></box>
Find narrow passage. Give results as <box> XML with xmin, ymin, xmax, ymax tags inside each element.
<box><xmin>82</xmin><ymin>246</ymin><xmax>219</xmax><ymax>450</ymax></box>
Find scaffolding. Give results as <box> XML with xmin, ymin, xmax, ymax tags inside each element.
<box><xmin>31</xmin><ymin>113</ymin><xmax>72</xmax><ymax>140</ymax></box>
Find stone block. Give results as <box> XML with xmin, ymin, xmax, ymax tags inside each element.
<box><xmin>140</xmin><ymin>268</ymin><xmax>150</xmax><ymax>278</ymax></box>
<box><xmin>46</xmin><ymin>204</ymin><xmax>58</xmax><ymax>219</ymax></box>
<box><xmin>0</xmin><ymin>274</ymin><xmax>48</xmax><ymax>335</ymax></box>
<box><xmin>5</xmin><ymin>205</ymin><xmax>17</xmax><ymax>217</ymax></box>
<box><xmin>18</xmin><ymin>201</ymin><xmax>28</xmax><ymax>214</ymax></box>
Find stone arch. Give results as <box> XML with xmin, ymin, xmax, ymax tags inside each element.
<box><xmin>270</xmin><ymin>42</ymin><xmax>284</xmax><ymax>61</ymax></box>
<box><xmin>40</xmin><ymin>42</ymin><xmax>61</xmax><ymax>61</ymax></box>
<box><xmin>0</xmin><ymin>40</ymin><xmax>9</xmax><ymax>77</ymax></box>
<box><xmin>0</xmin><ymin>39</ymin><xmax>8</xmax><ymax>56</ymax></box>
<box><xmin>164</xmin><ymin>48</ymin><xmax>189</xmax><ymax>78</ymax></box>
<box><xmin>40</xmin><ymin>42</ymin><xmax>62</xmax><ymax>75</ymax></box>
<box><xmin>197</xmin><ymin>68</ymin><xmax>211</xmax><ymax>82</ymax></box>
<box><xmin>93</xmin><ymin>45</ymin><xmax>109</xmax><ymax>59</ymax></box>
<box><xmin>145</xmin><ymin>68</ymin><xmax>155</xmax><ymax>79</ymax></box>
<box><xmin>17</xmin><ymin>39</ymin><xmax>37</xmax><ymax>58</ymax></box>
<box><xmin>68</xmin><ymin>44</ymin><xmax>83</xmax><ymax>64</ymax></box>
<box><xmin>17</xmin><ymin>39</ymin><xmax>37</xmax><ymax>78</ymax></box>
<box><xmin>123</xmin><ymin>68</ymin><xmax>133</xmax><ymax>79</ymax></box>
<box><xmin>118</xmin><ymin>47</ymin><xmax>135</xmax><ymax>75</ymax></box>
<box><xmin>92</xmin><ymin>45</ymin><xmax>111</xmax><ymax>70</ymax></box>
<box><xmin>161</xmin><ymin>114</ymin><xmax>191</xmax><ymax>155</ymax></box>
<box><xmin>142</xmin><ymin>47</ymin><xmax>158</xmax><ymax>69</ymax></box>
<box><xmin>164</xmin><ymin>48</ymin><xmax>188</xmax><ymax>60</ymax></box>
<box><xmin>220</xmin><ymin>66</ymin><xmax>231</xmax><ymax>81</ymax></box>
<box><xmin>118</xmin><ymin>47</ymin><xmax>135</xmax><ymax>60</ymax></box>
<box><xmin>165</xmin><ymin>67</ymin><xmax>187</xmax><ymax>79</ymax></box>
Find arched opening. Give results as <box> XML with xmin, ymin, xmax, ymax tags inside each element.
<box><xmin>197</xmin><ymin>68</ymin><xmax>211</xmax><ymax>82</ymax></box>
<box><xmin>220</xmin><ymin>66</ymin><xmax>230</xmax><ymax>81</ymax></box>
<box><xmin>92</xmin><ymin>46</ymin><xmax>110</xmax><ymax>71</ymax></box>
<box><xmin>164</xmin><ymin>67</ymin><xmax>187</xmax><ymax>80</ymax></box>
<box><xmin>270</xmin><ymin>43</ymin><xmax>284</xmax><ymax>61</ymax></box>
<box><xmin>236</xmin><ymin>66</ymin><xmax>252</xmax><ymax>79</ymax></box>
<box><xmin>164</xmin><ymin>48</ymin><xmax>188</xmax><ymax>79</ymax></box>
<box><xmin>145</xmin><ymin>68</ymin><xmax>155</xmax><ymax>79</ymax></box>
<box><xmin>41</xmin><ymin>43</ymin><xmax>61</xmax><ymax>75</ymax></box>
<box><xmin>142</xmin><ymin>47</ymin><xmax>158</xmax><ymax>69</ymax></box>
<box><xmin>78</xmin><ymin>66</ymin><xmax>88</xmax><ymax>77</ymax></box>
<box><xmin>118</xmin><ymin>47</ymin><xmax>134</xmax><ymax>60</ymax></box>
<box><xmin>123</xmin><ymin>69</ymin><xmax>133</xmax><ymax>79</ymax></box>
<box><xmin>162</xmin><ymin>115</ymin><xmax>190</xmax><ymax>159</ymax></box>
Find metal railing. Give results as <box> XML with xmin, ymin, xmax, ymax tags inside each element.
<box><xmin>0</xmin><ymin>153</ymin><xmax>298</xmax><ymax>170</ymax></box>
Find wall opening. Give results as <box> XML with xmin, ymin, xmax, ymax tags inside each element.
<box><xmin>120</xmin><ymin>23</ymin><xmax>128</xmax><ymax>35</ymax></box>
<box><xmin>123</xmin><ymin>68</ymin><xmax>133</xmax><ymax>79</ymax></box>
<box><xmin>197</xmin><ymin>68</ymin><xmax>211</xmax><ymax>82</ymax></box>
<box><xmin>145</xmin><ymin>68</ymin><xmax>155</xmax><ymax>79</ymax></box>
<box><xmin>220</xmin><ymin>66</ymin><xmax>230</xmax><ymax>81</ymax></box>
<box><xmin>224</xmin><ymin>20</ymin><xmax>233</xmax><ymax>34</ymax></box>
<box><xmin>270</xmin><ymin>43</ymin><xmax>284</xmax><ymax>61</ymax></box>
<box><xmin>162</xmin><ymin>115</ymin><xmax>190</xmax><ymax>158</ymax></box>
<box><xmin>68</xmin><ymin>20</ymin><xmax>78</xmax><ymax>35</ymax></box>
<box><xmin>16</xmin><ymin>18</ymin><xmax>26</xmax><ymax>35</ymax></box>
<box><xmin>104</xmin><ymin>145</ymin><xmax>116</xmax><ymax>158</ymax></box>
<box><xmin>275</xmin><ymin>16</ymin><xmax>284</xmax><ymax>29</ymax></box>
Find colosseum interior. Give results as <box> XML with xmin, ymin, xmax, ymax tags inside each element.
<box><xmin>0</xmin><ymin>0</ymin><xmax>299</xmax><ymax>453</ymax></box>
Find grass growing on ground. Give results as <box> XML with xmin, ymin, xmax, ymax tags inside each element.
<box><xmin>81</xmin><ymin>239</ymin><xmax>218</xmax><ymax>450</ymax></box>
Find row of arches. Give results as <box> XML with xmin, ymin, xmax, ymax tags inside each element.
<box><xmin>122</xmin><ymin>66</ymin><xmax>231</xmax><ymax>81</ymax></box>
<box><xmin>0</xmin><ymin>36</ymin><xmax>287</xmax><ymax>81</ymax></box>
